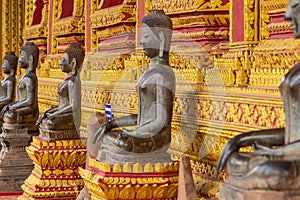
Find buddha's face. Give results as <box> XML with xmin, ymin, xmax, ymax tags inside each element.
<box><xmin>2</xmin><ymin>60</ymin><xmax>11</xmax><ymax>74</ymax></box>
<box><xmin>60</xmin><ymin>53</ymin><xmax>72</xmax><ymax>73</ymax></box>
<box><xmin>140</xmin><ymin>23</ymin><xmax>160</xmax><ymax>58</ymax></box>
<box><xmin>18</xmin><ymin>50</ymin><xmax>29</xmax><ymax>69</ymax></box>
<box><xmin>286</xmin><ymin>0</ymin><xmax>300</xmax><ymax>38</ymax></box>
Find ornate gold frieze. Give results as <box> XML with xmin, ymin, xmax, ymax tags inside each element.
<box><xmin>252</xmin><ymin>38</ymin><xmax>300</xmax><ymax>69</ymax></box>
<box><xmin>38</xmin><ymin>80</ymin><xmax>59</xmax><ymax>101</ymax></box>
<box><xmin>52</xmin><ymin>17</ymin><xmax>85</xmax><ymax>36</ymax></box>
<box><xmin>262</xmin><ymin>0</ymin><xmax>288</xmax><ymax>14</ymax></box>
<box><xmin>172</xmin><ymin>14</ymin><xmax>229</xmax><ymax>28</ymax></box>
<box><xmin>172</xmin><ymin>30</ymin><xmax>229</xmax><ymax>40</ymax></box>
<box><xmin>23</xmin><ymin>25</ymin><xmax>47</xmax><ymax>39</ymax></box>
<box><xmin>150</xmin><ymin>0</ymin><xmax>229</xmax><ymax>14</ymax></box>
<box><xmin>97</xmin><ymin>38</ymin><xmax>135</xmax><ymax>50</ymax></box>
<box><xmin>96</xmin><ymin>25</ymin><xmax>135</xmax><ymax>39</ymax></box>
<box><xmin>250</xmin><ymin>68</ymin><xmax>288</xmax><ymax>86</ymax></box>
<box><xmin>90</xmin><ymin>4</ymin><xmax>136</xmax><ymax>28</ymax></box>
<box><xmin>265</xmin><ymin>21</ymin><xmax>290</xmax><ymax>33</ymax></box>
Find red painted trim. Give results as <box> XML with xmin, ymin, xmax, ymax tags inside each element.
<box><xmin>48</xmin><ymin>0</ymin><xmax>54</xmax><ymax>54</ymax></box>
<box><xmin>0</xmin><ymin>191</ymin><xmax>23</xmax><ymax>196</ymax></box>
<box><xmin>86</xmin><ymin>0</ymin><xmax>91</xmax><ymax>52</ymax></box>
<box><xmin>87</xmin><ymin>166</ymin><xmax>179</xmax><ymax>177</ymax></box>
<box><xmin>137</xmin><ymin>0</ymin><xmax>145</xmax><ymax>48</ymax></box>
<box><xmin>232</xmin><ymin>0</ymin><xmax>244</xmax><ymax>42</ymax></box>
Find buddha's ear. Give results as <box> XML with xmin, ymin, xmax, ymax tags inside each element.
<box><xmin>70</xmin><ymin>57</ymin><xmax>77</xmax><ymax>74</ymax></box>
<box><xmin>29</xmin><ymin>55</ymin><xmax>33</xmax><ymax>64</ymax></box>
<box><xmin>28</xmin><ymin>55</ymin><xmax>34</xmax><ymax>71</ymax></box>
<box><xmin>70</xmin><ymin>57</ymin><xmax>76</xmax><ymax>68</ymax></box>
<box><xmin>158</xmin><ymin>31</ymin><xmax>165</xmax><ymax>58</ymax></box>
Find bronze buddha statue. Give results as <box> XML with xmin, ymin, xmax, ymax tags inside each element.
<box><xmin>1</xmin><ymin>42</ymin><xmax>39</xmax><ymax>128</ymax></box>
<box><xmin>215</xmin><ymin>0</ymin><xmax>300</xmax><ymax>194</ymax></box>
<box><xmin>92</xmin><ymin>10</ymin><xmax>175</xmax><ymax>163</ymax></box>
<box><xmin>0</xmin><ymin>51</ymin><xmax>17</xmax><ymax>114</ymax></box>
<box><xmin>36</xmin><ymin>43</ymin><xmax>84</xmax><ymax>140</ymax></box>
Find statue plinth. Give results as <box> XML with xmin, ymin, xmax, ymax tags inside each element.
<box><xmin>39</xmin><ymin>128</ymin><xmax>79</xmax><ymax>142</ymax></box>
<box><xmin>0</xmin><ymin>128</ymin><xmax>33</xmax><ymax>191</ymax></box>
<box><xmin>18</xmin><ymin>136</ymin><xmax>86</xmax><ymax>200</ymax></box>
<box><xmin>3</xmin><ymin>122</ymin><xmax>39</xmax><ymax>136</ymax></box>
<box><xmin>79</xmin><ymin>157</ymin><xmax>179</xmax><ymax>200</ymax></box>
<box><xmin>219</xmin><ymin>184</ymin><xmax>300</xmax><ymax>200</ymax></box>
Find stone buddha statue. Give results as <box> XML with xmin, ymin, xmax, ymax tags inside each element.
<box><xmin>215</xmin><ymin>0</ymin><xmax>300</xmax><ymax>194</ymax></box>
<box><xmin>92</xmin><ymin>10</ymin><xmax>175</xmax><ymax>163</ymax></box>
<box><xmin>1</xmin><ymin>42</ymin><xmax>39</xmax><ymax>129</ymax></box>
<box><xmin>36</xmin><ymin>43</ymin><xmax>84</xmax><ymax>141</ymax></box>
<box><xmin>0</xmin><ymin>51</ymin><xmax>17</xmax><ymax>114</ymax></box>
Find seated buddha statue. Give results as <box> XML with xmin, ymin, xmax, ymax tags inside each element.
<box><xmin>1</xmin><ymin>42</ymin><xmax>39</xmax><ymax>127</ymax></box>
<box><xmin>92</xmin><ymin>10</ymin><xmax>175</xmax><ymax>164</ymax></box>
<box><xmin>0</xmin><ymin>51</ymin><xmax>17</xmax><ymax>114</ymax></box>
<box><xmin>215</xmin><ymin>0</ymin><xmax>300</xmax><ymax>192</ymax></box>
<box><xmin>36</xmin><ymin>43</ymin><xmax>84</xmax><ymax>140</ymax></box>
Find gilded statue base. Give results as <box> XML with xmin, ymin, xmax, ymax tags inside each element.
<box><xmin>79</xmin><ymin>157</ymin><xmax>179</xmax><ymax>200</ymax></box>
<box><xmin>18</xmin><ymin>136</ymin><xmax>86</xmax><ymax>200</ymax></box>
<box><xmin>219</xmin><ymin>184</ymin><xmax>300</xmax><ymax>200</ymax></box>
<box><xmin>0</xmin><ymin>128</ymin><xmax>33</xmax><ymax>191</ymax></box>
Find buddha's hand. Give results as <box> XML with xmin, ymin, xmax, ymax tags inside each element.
<box><xmin>36</xmin><ymin>112</ymin><xmax>47</xmax><ymax>126</ymax></box>
<box><xmin>92</xmin><ymin>122</ymin><xmax>112</xmax><ymax>143</ymax></box>
<box><xmin>255</xmin><ymin>142</ymin><xmax>283</xmax><ymax>157</ymax></box>
<box><xmin>114</xmin><ymin>132</ymin><xmax>133</xmax><ymax>151</ymax></box>
<box><xmin>46</xmin><ymin>113</ymin><xmax>57</xmax><ymax>120</ymax></box>
<box><xmin>8</xmin><ymin>105</ymin><xmax>16</xmax><ymax>111</ymax></box>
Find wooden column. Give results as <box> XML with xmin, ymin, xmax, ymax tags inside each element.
<box><xmin>85</xmin><ymin>0</ymin><xmax>91</xmax><ymax>52</ymax></box>
<box><xmin>47</xmin><ymin>0</ymin><xmax>54</xmax><ymax>54</ymax></box>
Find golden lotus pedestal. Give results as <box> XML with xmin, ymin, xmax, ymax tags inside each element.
<box><xmin>79</xmin><ymin>157</ymin><xmax>179</xmax><ymax>200</ymax></box>
<box><xmin>18</xmin><ymin>136</ymin><xmax>86</xmax><ymax>200</ymax></box>
<box><xmin>219</xmin><ymin>184</ymin><xmax>300</xmax><ymax>200</ymax></box>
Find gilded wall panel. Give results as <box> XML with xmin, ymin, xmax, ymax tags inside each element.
<box><xmin>1</xmin><ymin>0</ymin><xmax>25</xmax><ymax>64</ymax></box>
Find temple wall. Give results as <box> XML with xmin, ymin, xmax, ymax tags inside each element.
<box><xmin>1</xmin><ymin>0</ymin><xmax>297</xmax><ymax>198</ymax></box>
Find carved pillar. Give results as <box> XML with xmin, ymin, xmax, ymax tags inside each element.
<box><xmin>0</xmin><ymin>0</ymin><xmax>25</xmax><ymax>65</ymax></box>
<box><xmin>230</xmin><ymin>0</ymin><xmax>260</xmax><ymax>42</ymax></box>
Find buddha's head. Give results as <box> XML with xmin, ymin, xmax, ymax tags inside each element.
<box><xmin>19</xmin><ymin>42</ymin><xmax>39</xmax><ymax>72</ymax></box>
<box><xmin>3</xmin><ymin>51</ymin><xmax>18</xmax><ymax>75</ymax></box>
<box><xmin>286</xmin><ymin>0</ymin><xmax>300</xmax><ymax>38</ymax></box>
<box><xmin>140</xmin><ymin>10</ymin><xmax>172</xmax><ymax>61</ymax></box>
<box><xmin>60</xmin><ymin>43</ymin><xmax>85</xmax><ymax>75</ymax></box>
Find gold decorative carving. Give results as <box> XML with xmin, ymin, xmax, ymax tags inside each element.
<box><xmin>263</xmin><ymin>0</ymin><xmax>288</xmax><ymax>14</ymax></box>
<box><xmin>244</xmin><ymin>0</ymin><xmax>256</xmax><ymax>41</ymax></box>
<box><xmin>53</xmin><ymin>17</ymin><xmax>85</xmax><ymax>36</ymax></box>
<box><xmin>53</xmin><ymin>0</ymin><xmax>85</xmax><ymax>36</ymax></box>
<box><xmin>252</xmin><ymin>38</ymin><xmax>300</xmax><ymax>69</ymax></box>
<box><xmin>172</xmin><ymin>14</ymin><xmax>229</xmax><ymax>28</ymax></box>
<box><xmin>173</xmin><ymin>30</ymin><xmax>229</xmax><ymax>40</ymax></box>
<box><xmin>90</xmin><ymin>4</ymin><xmax>136</xmax><ymax>28</ymax></box>
<box><xmin>96</xmin><ymin>25</ymin><xmax>135</xmax><ymax>39</ymax></box>
<box><xmin>79</xmin><ymin>157</ymin><xmax>179</xmax><ymax>200</ymax></box>
<box><xmin>150</xmin><ymin>0</ymin><xmax>230</xmax><ymax>14</ymax></box>
<box><xmin>23</xmin><ymin>0</ymin><xmax>49</xmax><ymax>40</ymax></box>
<box><xmin>19</xmin><ymin>137</ymin><xmax>86</xmax><ymax>199</ymax></box>
<box><xmin>260</xmin><ymin>1</ymin><xmax>270</xmax><ymax>39</ymax></box>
